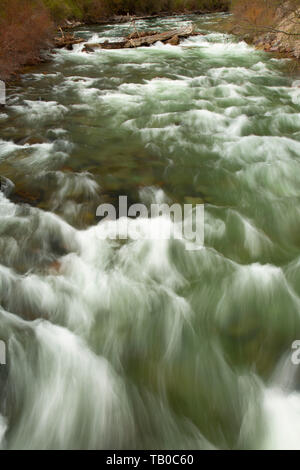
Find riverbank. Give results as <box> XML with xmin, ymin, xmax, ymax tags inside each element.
<box><xmin>0</xmin><ymin>0</ymin><xmax>230</xmax><ymax>81</ymax></box>
<box><xmin>227</xmin><ymin>1</ymin><xmax>300</xmax><ymax>61</ymax></box>
<box><xmin>0</xmin><ymin>0</ymin><xmax>54</xmax><ymax>81</ymax></box>
<box><xmin>3</xmin><ymin>1</ymin><xmax>300</xmax><ymax>84</ymax></box>
<box><xmin>59</xmin><ymin>7</ymin><xmax>229</xmax><ymax>28</ymax></box>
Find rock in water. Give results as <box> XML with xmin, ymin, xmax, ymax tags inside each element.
<box><xmin>54</xmin><ymin>32</ymin><xmax>84</xmax><ymax>49</ymax></box>
<box><xmin>0</xmin><ymin>176</ymin><xmax>15</xmax><ymax>197</ymax></box>
<box><xmin>82</xmin><ymin>45</ymin><xmax>95</xmax><ymax>53</ymax></box>
<box><xmin>167</xmin><ymin>35</ymin><xmax>180</xmax><ymax>46</ymax></box>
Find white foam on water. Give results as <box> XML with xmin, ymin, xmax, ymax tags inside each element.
<box><xmin>261</xmin><ymin>388</ymin><xmax>300</xmax><ymax>450</ymax></box>
<box><xmin>11</xmin><ymin>100</ymin><xmax>68</xmax><ymax>123</ymax></box>
<box><xmin>2</xmin><ymin>13</ymin><xmax>300</xmax><ymax>450</ymax></box>
<box><xmin>226</xmin><ymin>114</ymin><xmax>249</xmax><ymax>136</ymax></box>
<box><xmin>202</xmin><ymin>82</ymin><xmax>245</xmax><ymax>100</ymax></box>
<box><xmin>221</xmin><ymin>135</ymin><xmax>300</xmax><ymax>165</ymax></box>
<box><xmin>208</xmin><ymin>66</ymin><xmax>259</xmax><ymax>81</ymax></box>
<box><xmin>0</xmin><ymin>191</ymin><xmax>17</xmax><ymax>217</ymax></box>
<box><xmin>0</xmin><ymin>139</ymin><xmax>28</xmax><ymax>160</ymax></box>
<box><xmin>216</xmin><ymin>261</ymin><xmax>300</xmax><ymax>344</ymax></box>
<box><xmin>290</xmin><ymin>87</ymin><xmax>300</xmax><ymax>105</ymax></box>
<box><xmin>62</xmin><ymin>76</ymin><xmax>98</xmax><ymax>88</ymax></box>
<box><xmin>0</xmin><ymin>415</ymin><xmax>7</xmax><ymax>448</ymax></box>
<box><xmin>7</xmin><ymin>320</ymin><xmax>134</xmax><ymax>450</ymax></box>
<box><xmin>49</xmin><ymin>171</ymin><xmax>100</xmax><ymax>210</ymax></box>
<box><xmin>183</xmin><ymin>109</ymin><xmax>228</xmax><ymax>134</ymax></box>
<box><xmin>87</xmin><ymin>33</ymin><xmax>102</xmax><ymax>44</ymax></box>
<box><xmin>216</xmin><ymin>209</ymin><xmax>274</xmax><ymax>258</ymax></box>
<box><xmin>197</xmin><ymin>39</ymin><xmax>253</xmax><ymax>57</ymax></box>
<box><xmin>48</xmin><ymin>128</ymin><xmax>68</xmax><ymax>136</ymax></box>
<box><xmin>251</xmin><ymin>61</ymin><xmax>273</xmax><ymax>73</ymax></box>
<box><xmin>29</xmin><ymin>72</ymin><xmax>61</xmax><ymax>81</ymax></box>
<box><xmin>17</xmin><ymin>142</ymin><xmax>71</xmax><ymax>170</ymax></box>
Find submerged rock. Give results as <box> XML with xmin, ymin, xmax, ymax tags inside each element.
<box><xmin>0</xmin><ymin>176</ymin><xmax>15</xmax><ymax>197</ymax></box>
<box><xmin>167</xmin><ymin>35</ymin><xmax>180</xmax><ymax>46</ymax></box>
<box><xmin>82</xmin><ymin>45</ymin><xmax>95</xmax><ymax>53</ymax></box>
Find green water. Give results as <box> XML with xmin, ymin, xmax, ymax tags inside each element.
<box><xmin>1</xmin><ymin>13</ymin><xmax>300</xmax><ymax>450</ymax></box>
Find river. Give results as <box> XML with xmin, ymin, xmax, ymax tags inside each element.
<box><xmin>1</xmin><ymin>13</ymin><xmax>300</xmax><ymax>450</ymax></box>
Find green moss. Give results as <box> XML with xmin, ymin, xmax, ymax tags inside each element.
<box><xmin>42</xmin><ymin>0</ymin><xmax>229</xmax><ymax>21</ymax></box>
<box><xmin>0</xmin><ymin>0</ymin><xmax>230</xmax><ymax>23</ymax></box>
<box><xmin>42</xmin><ymin>0</ymin><xmax>85</xmax><ymax>20</ymax></box>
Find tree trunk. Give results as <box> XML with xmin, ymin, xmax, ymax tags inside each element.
<box><xmin>87</xmin><ymin>26</ymin><xmax>202</xmax><ymax>50</ymax></box>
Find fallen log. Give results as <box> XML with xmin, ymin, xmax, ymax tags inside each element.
<box><xmin>54</xmin><ymin>31</ymin><xmax>85</xmax><ymax>50</ymax></box>
<box><xmin>126</xmin><ymin>25</ymin><xmax>195</xmax><ymax>47</ymax></box>
<box><xmin>127</xmin><ymin>30</ymin><xmax>159</xmax><ymax>40</ymax></box>
<box><xmin>61</xmin><ymin>19</ymin><xmax>83</xmax><ymax>30</ymax></box>
<box><xmin>86</xmin><ymin>40</ymin><xmax>127</xmax><ymax>50</ymax></box>
<box><xmin>85</xmin><ymin>26</ymin><xmax>203</xmax><ymax>51</ymax></box>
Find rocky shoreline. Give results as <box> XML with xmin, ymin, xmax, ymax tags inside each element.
<box><xmin>228</xmin><ymin>3</ymin><xmax>300</xmax><ymax>62</ymax></box>
<box><xmin>58</xmin><ymin>9</ymin><xmax>300</xmax><ymax>61</ymax></box>
<box><xmin>8</xmin><ymin>8</ymin><xmax>300</xmax><ymax>85</ymax></box>
<box><xmin>253</xmin><ymin>33</ymin><xmax>300</xmax><ymax>59</ymax></box>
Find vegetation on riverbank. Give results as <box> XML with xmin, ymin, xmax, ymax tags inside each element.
<box><xmin>2</xmin><ymin>0</ymin><xmax>300</xmax><ymax>81</ymax></box>
<box><xmin>0</xmin><ymin>0</ymin><xmax>229</xmax><ymax>80</ymax></box>
<box><xmin>0</xmin><ymin>0</ymin><xmax>229</xmax><ymax>23</ymax></box>
<box><xmin>43</xmin><ymin>0</ymin><xmax>229</xmax><ymax>20</ymax></box>
<box><xmin>230</xmin><ymin>1</ymin><xmax>300</xmax><ymax>58</ymax></box>
<box><xmin>0</xmin><ymin>1</ymin><xmax>54</xmax><ymax>80</ymax></box>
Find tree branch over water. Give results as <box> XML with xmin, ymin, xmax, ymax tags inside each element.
<box><xmin>231</xmin><ymin>0</ymin><xmax>300</xmax><ymax>38</ymax></box>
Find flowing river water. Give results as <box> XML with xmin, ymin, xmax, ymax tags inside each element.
<box><xmin>1</xmin><ymin>13</ymin><xmax>300</xmax><ymax>450</ymax></box>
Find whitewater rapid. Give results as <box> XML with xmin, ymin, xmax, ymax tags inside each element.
<box><xmin>1</xmin><ymin>13</ymin><xmax>300</xmax><ymax>449</ymax></box>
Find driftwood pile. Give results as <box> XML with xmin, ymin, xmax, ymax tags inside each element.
<box><xmin>54</xmin><ymin>25</ymin><xmax>203</xmax><ymax>51</ymax></box>
<box><xmin>82</xmin><ymin>26</ymin><xmax>203</xmax><ymax>52</ymax></box>
<box><xmin>54</xmin><ymin>29</ymin><xmax>85</xmax><ymax>50</ymax></box>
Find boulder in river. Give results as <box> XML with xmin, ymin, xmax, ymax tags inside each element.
<box><xmin>167</xmin><ymin>35</ymin><xmax>180</xmax><ymax>46</ymax></box>
<box><xmin>82</xmin><ymin>45</ymin><xmax>95</xmax><ymax>54</ymax></box>
<box><xmin>0</xmin><ymin>176</ymin><xmax>15</xmax><ymax>197</ymax></box>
